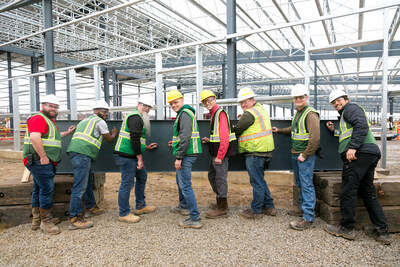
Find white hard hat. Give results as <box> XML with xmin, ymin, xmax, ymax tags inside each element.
<box><xmin>92</xmin><ymin>100</ymin><xmax>110</xmax><ymax>110</ymax></box>
<box><xmin>138</xmin><ymin>95</ymin><xmax>154</xmax><ymax>107</ymax></box>
<box><xmin>41</xmin><ymin>94</ymin><xmax>60</xmax><ymax>106</ymax></box>
<box><xmin>291</xmin><ymin>84</ymin><xmax>309</xmax><ymax>97</ymax></box>
<box><xmin>329</xmin><ymin>90</ymin><xmax>347</xmax><ymax>103</ymax></box>
<box><xmin>237</xmin><ymin>87</ymin><xmax>256</xmax><ymax>102</ymax></box>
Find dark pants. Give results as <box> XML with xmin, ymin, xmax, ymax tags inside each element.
<box><xmin>340</xmin><ymin>153</ymin><xmax>388</xmax><ymax>230</ymax></box>
<box><xmin>207</xmin><ymin>156</ymin><xmax>229</xmax><ymax>199</ymax></box>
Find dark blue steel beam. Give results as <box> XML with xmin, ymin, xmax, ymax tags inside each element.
<box><xmin>42</xmin><ymin>0</ymin><xmax>55</xmax><ymax>95</ymax></box>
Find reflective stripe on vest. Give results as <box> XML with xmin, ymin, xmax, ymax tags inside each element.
<box><xmin>339</xmin><ymin>105</ymin><xmax>370</xmax><ymax>142</ymax></box>
<box><xmin>209</xmin><ymin>109</ymin><xmax>237</xmax><ymax>142</ymax></box>
<box><xmin>71</xmin><ymin>116</ymin><xmax>103</xmax><ymax>149</ymax></box>
<box><xmin>114</xmin><ymin>110</ymin><xmax>147</xmax><ymax>154</ymax></box>
<box><xmin>24</xmin><ymin>113</ymin><xmax>62</xmax><ymax>148</ymax></box>
<box><xmin>291</xmin><ymin>106</ymin><xmax>318</xmax><ymax>140</ymax></box>
<box><xmin>118</xmin><ymin>130</ymin><xmax>146</xmax><ymax>145</ymax></box>
<box><xmin>172</xmin><ymin>108</ymin><xmax>201</xmax><ymax>155</ymax></box>
<box><xmin>238</xmin><ymin>106</ymin><xmax>272</xmax><ymax>143</ymax></box>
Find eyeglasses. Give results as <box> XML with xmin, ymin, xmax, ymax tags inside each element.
<box><xmin>293</xmin><ymin>95</ymin><xmax>306</xmax><ymax>100</ymax></box>
<box><xmin>45</xmin><ymin>103</ymin><xmax>59</xmax><ymax>109</ymax></box>
<box><xmin>140</xmin><ymin>103</ymin><xmax>152</xmax><ymax>110</ymax></box>
<box><xmin>202</xmin><ymin>97</ymin><xmax>215</xmax><ymax>105</ymax></box>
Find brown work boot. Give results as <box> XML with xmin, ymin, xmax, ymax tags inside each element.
<box><xmin>205</xmin><ymin>198</ymin><xmax>229</xmax><ymax>219</ymax></box>
<box><xmin>209</xmin><ymin>202</ymin><xmax>217</xmax><ymax>210</ymax></box>
<box><xmin>134</xmin><ymin>206</ymin><xmax>156</xmax><ymax>215</ymax></box>
<box><xmin>118</xmin><ymin>213</ymin><xmax>141</xmax><ymax>223</ymax></box>
<box><xmin>290</xmin><ymin>218</ymin><xmax>314</xmax><ymax>231</ymax></box>
<box><xmin>39</xmin><ymin>208</ymin><xmax>61</xmax><ymax>235</ymax></box>
<box><xmin>31</xmin><ymin>207</ymin><xmax>41</xmax><ymax>230</ymax></box>
<box><xmin>69</xmin><ymin>214</ymin><xmax>94</xmax><ymax>230</ymax></box>
<box><xmin>238</xmin><ymin>208</ymin><xmax>262</xmax><ymax>220</ymax></box>
<box><xmin>287</xmin><ymin>209</ymin><xmax>303</xmax><ymax>217</ymax></box>
<box><xmin>262</xmin><ymin>206</ymin><xmax>278</xmax><ymax>216</ymax></box>
<box><xmin>85</xmin><ymin>205</ymin><xmax>104</xmax><ymax>218</ymax></box>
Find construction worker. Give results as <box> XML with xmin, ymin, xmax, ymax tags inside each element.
<box><xmin>114</xmin><ymin>95</ymin><xmax>158</xmax><ymax>223</ymax></box>
<box><xmin>200</xmin><ymin>90</ymin><xmax>238</xmax><ymax>219</ymax></box>
<box><xmin>324</xmin><ymin>90</ymin><xmax>392</xmax><ymax>245</ymax></box>
<box><xmin>167</xmin><ymin>90</ymin><xmax>203</xmax><ymax>229</ymax></box>
<box><xmin>23</xmin><ymin>94</ymin><xmax>76</xmax><ymax>235</ymax></box>
<box><xmin>66</xmin><ymin>100</ymin><xmax>118</xmax><ymax>230</ymax></box>
<box><xmin>234</xmin><ymin>88</ymin><xmax>277</xmax><ymax>219</ymax></box>
<box><xmin>272</xmin><ymin>84</ymin><xmax>320</xmax><ymax>230</ymax></box>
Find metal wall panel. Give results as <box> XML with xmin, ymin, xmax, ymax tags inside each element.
<box><xmin>56</xmin><ymin>120</ymin><xmax>342</xmax><ymax>173</ymax></box>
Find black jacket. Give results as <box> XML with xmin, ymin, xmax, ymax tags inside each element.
<box><xmin>338</xmin><ymin>102</ymin><xmax>381</xmax><ymax>158</ymax></box>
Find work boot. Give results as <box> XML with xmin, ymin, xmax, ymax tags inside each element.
<box><xmin>179</xmin><ymin>218</ymin><xmax>203</xmax><ymax>229</ymax></box>
<box><xmin>134</xmin><ymin>205</ymin><xmax>156</xmax><ymax>215</ymax></box>
<box><xmin>118</xmin><ymin>213</ymin><xmax>141</xmax><ymax>223</ymax></box>
<box><xmin>238</xmin><ymin>208</ymin><xmax>262</xmax><ymax>220</ymax></box>
<box><xmin>85</xmin><ymin>205</ymin><xmax>104</xmax><ymax>218</ymax></box>
<box><xmin>171</xmin><ymin>205</ymin><xmax>190</xmax><ymax>216</ymax></box>
<box><xmin>209</xmin><ymin>202</ymin><xmax>217</xmax><ymax>210</ymax></box>
<box><xmin>39</xmin><ymin>208</ymin><xmax>61</xmax><ymax>235</ymax></box>
<box><xmin>287</xmin><ymin>209</ymin><xmax>303</xmax><ymax>217</ymax></box>
<box><xmin>262</xmin><ymin>206</ymin><xmax>278</xmax><ymax>216</ymax></box>
<box><xmin>324</xmin><ymin>224</ymin><xmax>356</xmax><ymax>240</ymax></box>
<box><xmin>69</xmin><ymin>214</ymin><xmax>94</xmax><ymax>230</ymax></box>
<box><xmin>366</xmin><ymin>228</ymin><xmax>393</xmax><ymax>245</ymax></box>
<box><xmin>32</xmin><ymin>207</ymin><xmax>60</xmax><ymax>230</ymax></box>
<box><xmin>205</xmin><ymin>198</ymin><xmax>229</xmax><ymax>219</ymax></box>
<box><xmin>290</xmin><ymin>218</ymin><xmax>314</xmax><ymax>231</ymax></box>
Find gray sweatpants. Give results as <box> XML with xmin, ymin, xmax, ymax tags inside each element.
<box><xmin>208</xmin><ymin>156</ymin><xmax>229</xmax><ymax>198</ymax></box>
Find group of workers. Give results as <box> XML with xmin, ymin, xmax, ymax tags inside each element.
<box><xmin>22</xmin><ymin>84</ymin><xmax>392</xmax><ymax>245</ymax></box>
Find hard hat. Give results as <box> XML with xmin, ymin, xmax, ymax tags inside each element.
<box><xmin>167</xmin><ymin>90</ymin><xmax>183</xmax><ymax>103</ymax></box>
<box><xmin>92</xmin><ymin>100</ymin><xmax>110</xmax><ymax>110</ymax></box>
<box><xmin>329</xmin><ymin>90</ymin><xmax>347</xmax><ymax>103</ymax></box>
<box><xmin>200</xmin><ymin>90</ymin><xmax>216</xmax><ymax>103</ymax></box>
<box><xmin>138</xmin><ymin>95</ymin><xmax>154</xmax><ymax>106</ymax></box>
<box><xmin>237</xmin><ymin>87</ymin><xmax>256</xmax><ymax>102</ymax></box>
<box><xmin>291</xmin><ymin>84</ymin><xmax>309</xmax><ymax>97</ymax></box>
<box><xmin>41</xmin><ymin>94</ymin><xmax>60</xmax><ymax>106</ymax></box>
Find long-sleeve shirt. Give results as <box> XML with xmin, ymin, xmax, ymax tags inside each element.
<box><xmin>278</xmin><ymin>105</ymin><xmax>320</xmax><ymax>159</ymax></box>
<box><xmin>209</xmin><ymin>104</ymin><xmax>229</xmax><ymax>160</ymax></box>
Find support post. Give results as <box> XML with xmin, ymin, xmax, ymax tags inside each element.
<box><xmin>103</xmin><ymin>69</ymin><xmax>110</xmax><ymax>105</ymax></box>
<box><xmin>7</xmin><ymin>52</ymin><xmax>13</xmax><ymax>127</ymax></box>
<box><xmin>222</xmin><ymin>64</ymin><xmax>226</xmax><ymax>99</ymax></box>
<box><xmin>68</xmin><ymin>70</ymin><xmax>77</xmax><ymax>120</ymax></box>
<box><xmin>196</xmin><ymin>45</ymin><xmax>203</xmax><ymax>120</ymax></box>
<box><xmin>155</xmin><ymin>53</ymin><xmax>164</xmax><ymax>119</ymax></box>
<box><xmin>42</xmin><ymin>0</ymin><xmax>56</xmax><ymax>95</ymax></box>
<box><xmin>66</xmin><ymin>67</ymin><xmax>70</xmax><ymax>119</ymax></box>
<box><xmin>381</xmin><ymin>9</ymin><xmax>389</xmax><ymax>168</ymax></box>
<box><xmin>93</xmin><ymin>64</ymin><xmax>101</xmax><ymax>100</ymax></box>
<box><xmin>31</xmin><ymin>56</ymin><xmax>40</xmax><ymax>111</ymax></box>
<box><xmin>314</xmin><ymin>60</ymin><xmax>318</xmax><ymax>109</ymax></box>
<box><xmin>12</xmin><ymin>80</ymin><xmax>20</xmax><ymax>151</ymax></box>
<box><xmin>226</xmin><ymin>0</ymin><xmax>237</xmax><ymax>118</ymax></box>
<box><xmin>29</xmin><ymin>77</ymin><xmax>37</xmax><ymax>113</ymax></box>
<box><xmin>304</xmin><ymin>25</ymin><xmax>311</xmax><ymax>89</ymax></box>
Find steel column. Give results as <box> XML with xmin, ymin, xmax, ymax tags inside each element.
<box><xmin>7</xmin><ymin>52</ymin><xmax>13</xmax><ymax>126</ymax></box>
<box><xmin>226</xmin><ymin>0</ymin><xmax>237</xmax><ymax>118</ymax></box>
<box><xmin>68</xmin><ymin>69</ymin><xmax>77</xmax><ymax>120</ymax></box>
<box><xmin>196</xmin><ymin>45</ymin><xmax>203</xmax><ymax>120</ymax></box>
<box><xmin>155</xmin><ymin>53</ymin><xmax>163</xmax><ymax>119</ymax></box>
<box><xmin>65</xmin><ymin>67</ymin><xmax>70</xmax><ymax>119</ymax></box>
<box><xmin>12</xmin><ymin>80</ymin><xmax>20</xmax><ymax>151</ymax></box>
<box><xmin>381</xmin><ymin>8</ymin><xmax>389</xmax><ymax>169</ymax></box>
<box><xmin>103</xmin><ymin>69</ymin><xmax>110</xmax><ymax>105</ymax></box>
<box><xmin>31</xmin><ymin>56</ymin><xmax>40</xmax><ymax>111</ymax></box>
<box><xmin>304</xmin><ymin>25</ymin><xmax>310</xmax><ymax>89</ymax></box>
<box><xmin>314</xmin><ymin>60</ymin><xmax>318</xmax><ymax>109</ymax></box>
<box><xmin>222</xmin><ymin>64</ymin><xmax>226</xmax><ymax>98</ymax></box>
<box><xmin>93</xmin><ymin>64</ymin><xmax>101</xmax><ymax>100</ymax></box>
<box><xmin>42</xmin><ymin>0</ymin><xmax>56</xmax><ymax>94</ymax></box>
<box><xmin>29</xmin><ymin>77</ymin><xmax>37</xmax><ymax>113</ymax></box>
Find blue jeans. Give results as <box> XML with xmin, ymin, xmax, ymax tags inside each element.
<box><xmin>27</xmin><ymin>160</ymin><xmax>56</xmax><ymax>210</ymax></box>
<box><xmin>176</xmin><ymin>156</ymin><xmax>200</xmax><ymax>221</ymax></box>
<box><xmin>292</xmin><ymin>154</ymin><xmax>316</xmax><ymax>222</ymax></box>
<box><xmin>114</xmin><ymin>155</ymin><xmax>147</xmax><ymax>217</ymax></box>
<box><xmin>68</xmin><ymin>152</ymin><xmax>97</xmax><ymax>218</ymax></box>
<box><xmin>245</xmin><ymin>156</ymin><xmax>275</xmax><ymax>213</ymax></box>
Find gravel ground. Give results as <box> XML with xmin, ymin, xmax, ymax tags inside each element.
<box><xmin>0</xmin><ymin>207</ymin><xmax>399</xmax><ymax>266</ymax></box>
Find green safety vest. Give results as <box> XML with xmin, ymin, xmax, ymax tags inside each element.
<box><xmin>114</xmin><ymin>109</ymin><xmax>146</xmax><ymax>155</ymax></box>
<box><xmin>291</xmin><ymin>106</ymin><xmax>319</xmax><ymax>151</ymax></box>
<box><xmin>172</xmin><ymin>108</ymin><xmax>202</xmax><ymax>156</ymax></box>
<box><xmin>238</xmin><ymin>103</ymin><xmax>274</xmax><ymax>153</ymax></box>
<box><xmin>338</xmin><ymin>104</ymin><xmax>377</xmax><ymax>153</ymax></box>
<box><xmin>66</xmin><ymin>114</ymin><xmax>104</xmax><ymax>161</ymax></box>
<box><xmin>23</xmin><ymin>113</ymin><xmax>62</xmax><ymax>162</ymax></box>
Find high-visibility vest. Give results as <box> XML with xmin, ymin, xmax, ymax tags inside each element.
<box><xmin>338</xmin><ymin>104</ymin><xmax>377</xmax><ymax>153</ymax></box>
<box><xmin>23</xmin><ymin>113</ymin><xmax>62</xmax><ymax>162</ymax></box>
<box><xmin>114</xmin><ymin>109</ymin><xmax>146</xmax><ymax>155</ymax></box>
<box><xmin>291</xmin><ymin>106</ymin><xmax>319</xmax><ymax>151</ymax></box>
<box><xmin>209</xmin><ymin>108</ymin><xmax>237</xmax><ymax>157</ymax></box>
<box><xmin>238</xmin><ymin>103</ymin><xmax>274</xmax><ymax>153</ymax></box>
<box><xmin>172</xmin><ymin>108</ymin><xmax>202</xmax><ymax>156</ymax></box>
<box><xmin>66</xmin><ymin>114</ymin><xmax>103</xmax><ymax>161</ymax></box>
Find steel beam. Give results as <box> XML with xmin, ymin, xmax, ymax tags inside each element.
<box><xmin>155</xmin><ymin>53</ymin><xmax>164</xmax><ymax>120</ymax></box>
<box><xmin>226</xmin><ymin>0</ymin><xmax>237</xmax><ymax>119</ymax></box>
<box><xmin>7</xmin><ymin>52</ymin><xmax>13</xmax><ymax>126</ymax></box>
<box><xmin>12</xmin><ymin>80</ymin><xmax>20</xmax><ymax>151</ymax></box>
<box><xmin>68</xmin><ymin>70</ymin><xmax>77</xmax><ymax>120</ymax></box>
<box><xmin>93</xmin><ymin>64</ymin><xmax>101</xmax><ymax>100</ymax></box>
<box><xmin>196</xmin><ymin>45</ymin><xmax>203</xmax><ymax>120</ymax></box>
<box><xmin>381</xmin><ymin>9</ymin><xmax>389</xmax><ymax>169</ymax></box>
<box><xmin>103</xmin><ymin>69</ymin><xmax>110</xmax><ymax>105</ymax></box>
<box><xmin>31</xmin><ymin>56</ymin><xmax>40</xmax><ymax>111</ymax></box>
<box><xmin>42</xmin><ymin>0</ymin><xmax>55</xmax><ymax>95</ymax></box>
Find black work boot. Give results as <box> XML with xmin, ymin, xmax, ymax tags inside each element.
<box><xmin>366</xmin><ymin>228</ymin><xmax>393</xmax><ymax>245</ymax></box>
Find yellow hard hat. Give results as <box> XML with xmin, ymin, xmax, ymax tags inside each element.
<box><xmin>167</xmin><ymin>90</ymin><xmax>183</xmax><ymax>103</ymax></box>
<box><xmin>200</xmin><ymin>90</ymin><xmax>216</xmax><ymax>103</ymax></box>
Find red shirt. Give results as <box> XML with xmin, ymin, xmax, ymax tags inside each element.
<box><xmin>23</xmin><ymin>112</ymin><xmax>59</xmax><ymax>166</ymax></box>
<box><xmin>210</xmin><ymin>105</ymin><xmax>230</xmax><ymax>160</ymax></box>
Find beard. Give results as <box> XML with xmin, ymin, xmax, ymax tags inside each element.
<box><xmin>42</xmin><ymin>109</ymin><xmax>57</xmax><ymax>119</ymax></box>
<box><xmin>141</xmin><ymin>112</ymin><xmax>151</xmax><ymax>137</ymax></box>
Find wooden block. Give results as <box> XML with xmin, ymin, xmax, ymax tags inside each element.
<box><xmin>21</xmin><ymin>167</ymin><xmax>31</xmax><ymax>183</ymax></box>
<box><xmin>93</xmin><ymin>173</ymin><xmax>106</xmax><ymax>189</ymax></box>
<box><xmin>318</xmin><ymin>202</ymin><xmax>400</xmax><ymax>233</ymax></box>
<box><xmin>0</xmin><ymin>203</ymin><xmax>69</xmax><ymax>228</ymax></box>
